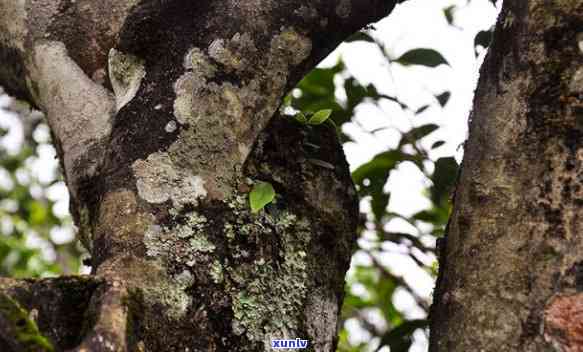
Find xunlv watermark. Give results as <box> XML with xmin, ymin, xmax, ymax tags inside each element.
<box><xmin>271</xmin><ymin>338</ymin><xmax>309</xmax><ymax>349</ymax></box>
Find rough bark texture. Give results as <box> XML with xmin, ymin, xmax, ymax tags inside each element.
<box><xmin>0</xmin><ymin>0</ymin><xmax>395</xmax><ymax>351</ymax></box>
<box><xmin>431</xmin><ymin>1</ymin><xmax>583</xmax><ymax>351</ymax></box>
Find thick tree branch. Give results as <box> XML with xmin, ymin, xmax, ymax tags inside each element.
<box><xmin>430</xmin><ymin>2</ymin><xmax>583</xmax><ymax>351</ymax></box>
<box><xmin>0</xmin><ymin>1</ymin><xmax>397</xmax><ymax>350</ymax></box>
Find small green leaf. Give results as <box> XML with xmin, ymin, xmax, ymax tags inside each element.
<box><xmin>398</xmin><ymin>124</ymin><xmax>439</xmax><ymax>147</ymax></box>
<box><xmin>431</xmin><ymin>140</ymin><xmax>446</xmax><ymax>149</ymax></box>
<box><xmin>294</xmin><ymin>112</ymin><xmax>307</xmax><ymax>124</ymax></box>
<box><xmin>415</xmin><ymin>105</ymin><xmax>430</xmax><ymax>115</ymax></box>
<box><xmin>474</xmin><ymin>29</ymin><xmax>493</xmax><ymax>56</ymax></box>
<box><xmin>308</xmin><ymin>109</ymin><xmax>332</xmax><ymax>125</ymax></box>
<box><xmin>430</xmin><ymin>157</ymin><xmax>459</xmax><ymax>205</ymax></box>
<box><xmin>436</xmin><ymin>91</ymin><xmax>451</xmax><ymax>107</ymax></box>
<box><xmin>249</xmin><ymin>181</ymin><xmax>275</xmax><ymax>213</ymax></box>
<box><xmin>443</xmin><ymin>5</ymin><xmax>456</xmax><ymax>25</ymax></box>
<box><xmin>282</xmin><ymin>93</ymin><xmax>292</xmax><ymax>107</ymax></box>
<box><xmin>394</xmin><ymin>48</ymin><xmax>449</xmax><ymax>68</ymax></box>
<box><xmin>475</xmin><ymin>29</ymin><xmax>493</xmax><ymax>49</ymax></box>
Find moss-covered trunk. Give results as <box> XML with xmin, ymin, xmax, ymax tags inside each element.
<box><xmin>0</xmin><ymin>0</ymin><xmax>395</xmax><ymax>351</ymax></box>
<box><xmin>430</xmin><ymin>1</ymin><xmax>583</xmax><ymax>351</ymax></box>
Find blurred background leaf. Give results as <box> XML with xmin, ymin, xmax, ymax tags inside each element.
<box><xmin>0</xmin><ymin>92</ymin><xmax>84</xmax><ymax>278</ymax></box>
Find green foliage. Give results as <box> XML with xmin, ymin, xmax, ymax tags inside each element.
<box><xmin>293</xmin><ymin>109</ymin><xmax>333</xmax><ymax>126</ymax></box>
<box><xmin>0</xmin><ymin>292</ymin><xmax>54</xmax><ymax>351</ymax></box>
<box><xmin>294</xmin><ymin>111</ymin><xmax>308</xmax><ymax>124</ymax></box>
<box><xmin>249</xmin><ymin>181</ymin><xmax>276</xmax><ymax>213</ymax></box>
<box><xmin>308</xmin><ymin>109</ymin><xmax>333</xmax><ymax>125</ymax></box>
<box><xmin>292</xmin><ymin>62</ymin><xmax>387</xmax><ymax>125</ymax></box>
<box><xmin>352</xmin><ymin>151</ymin><xmax>423</xmax><ymax>221</ymax></box>
<box><xmin>443</xmin><ymin>5</ymin><xmax>456</xmax><ymax>25</ymax></box>
<box><xmin>394</xmin><ymin>48</ymin><xmax>449</xmax><ymax>68</ymax></box>
<box><xmin>436</xmin><ymin>91</ymin><xmax>451</xmax><ymax>107</ymax></box>
<box><xmin>398</xmin><ymin>124</ymin><xmax>439</xmax><ymax>148</ymax></box>
<box><xmin>377</xmin><ymin>319</ymin><xmax>428</xmax><ymax>352</ymax></box>
<box><xmin>474</xmin><ymin>28</ymin><xmax>494</xmax><ymax>56</ymax></box>
<box><xmin>0</xmin><ymin>101</ymin><xmax>83</xmax><ymax>278</ymax></box>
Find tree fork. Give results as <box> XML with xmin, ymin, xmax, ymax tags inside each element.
<box><xmin>0</xmin><ymin>0</ymin><xmax>395</xmax><ymax>351</ymax></box>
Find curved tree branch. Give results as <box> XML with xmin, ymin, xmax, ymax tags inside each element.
<box><xmin>0</xmin><ymin>1</ymin><xmax>397</xmax><ymax>350</ymax></box>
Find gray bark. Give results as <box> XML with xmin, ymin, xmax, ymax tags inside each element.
<box><xmin>0</xmin><ymin>1</ymin><xmax>395</xmax><ymax>351</ymax></box>
<box><xmin>430</xmin><ymin>1</ymin><xmax>583</xmax><ymax>351</ymax></box>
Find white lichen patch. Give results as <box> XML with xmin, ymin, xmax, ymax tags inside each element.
<box><xmin>570</xmin><ymin>67</ymin><xmax>583</xmax><ymax>93</ymax></box>
<box><xmin>185</xmin><ymin>175</ymin><xmax>208</xmax><ymax>202</ymax></box>
<box><xmin>208</xmin><ymin>33</ymin><xmax>257</xmax><ymax>73</ymax></box>
<box><xmin>132</xmin><ymin>152</ymin><xmax>207</xmax><ymax>207</ymax></box>
<box><xmin>184</xmin><ymin>47</ymin><xmax>217</xmax><ymax>76</ymax></box>
<box><xmin>335</xmin><ymin>0</ymin><xmax>352</xmax><ymax>19</ymax></box>
<box><xmin>173</xmin><ymin>72</ymin><xmax>196</xmax><ymax>124</ymax></box>
<box><xmin>165</xmin><ymin>28</ymin><xmax>312</xmax><ymax>198</ymax></box>
<box><xmin>165</xmin><ymin>120</ymin><xmax>177</xmax><ymax>133</ymax></box>
<box><xmin>144</xmin><ymin>225</ymin><xmax>164</xmax><ymax>257</ymax></box>
<box><xmin>141</xmin><ymin>261</ymin><xmax>194</xmax><ymax>320</ymax></box>
<box><xmin>175</xmin><ymin>270</ymin><xmax>194</xmax><ymax>287</ymax></box>
<box><xmin>190</xmin><ymin>234</ymin><xmax>216</xmax><ymax>253</ymax></box>
<box><xmin>270</xmin><ymin>28</ymin><xmax>312</xmax><ymax>66</ymax></box>
<box><xmin>208</xmin><ymin>39</ymin><xmax>228</xmax><ymax>64</ymax></box>
<box><xmin>173</xmin><ymin>49</ymin><xmax>218</xmax><ymax>124</ymax></box>
<box><xmin>210</xmin><ymin>260</ymin><xmax>224</xmax><ymax>284</ymax></box>
<box><xmin>29</xmin><ymin>41</ymin><xmax>115</xmax><ymax>195</ymax></box>
<box><xmin>108</xmin><ymin>48</ymin><xmax>146</xmax><ymax>111</ymax></box>
<box><xmin>238</xmin><ymin>143</ymin><xmax>251</xmax><ymax>163</ymax></box>
<box><xmin>143</xmin><ymin>211</ymin><xmax>211</xmax><ymax>260</ymax></box>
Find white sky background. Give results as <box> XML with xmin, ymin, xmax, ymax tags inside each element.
<box><xmin>0</xmin><ymin>0</ymin><xmax>499</xmax><ymax>350</ymax></box>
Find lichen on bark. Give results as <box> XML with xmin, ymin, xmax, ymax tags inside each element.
<box><xmin>0</xmin><ymin>0</ymin><xmax>395</xmax><ymax>350</ymax></box>
<box><xmin>108</xmin><ymin>48</ymin><xmax>146</xmax><ymax>111</ymax></box>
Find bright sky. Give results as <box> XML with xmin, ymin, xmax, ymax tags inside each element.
<box><xmin>0</xmin><ymin>1</ymin><xmax>499</xmax><ymax>350</ymax></box>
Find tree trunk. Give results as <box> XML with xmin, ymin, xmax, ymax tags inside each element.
<box><xmin>0</xmin><ymin>1</ymin><xmax>395</xmax><ymax>351</ymax></box>
<box><xmin>431</xmin><ymin>1</ymin><xmax>583</xmax><ymax>351</ymax></box>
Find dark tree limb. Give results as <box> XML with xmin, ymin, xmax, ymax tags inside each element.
<box><xmin>430</xmin><ymin>2</ymin><xmax>583</xmax><ymax>351</ymax></box>
<box><xmin>0</xmin><ymin>1</ymin><xmax>397</xmax><ymax>350</ymax></box>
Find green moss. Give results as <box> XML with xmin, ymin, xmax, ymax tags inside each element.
<box><xmin>108</xmin><ymin>48</ymin><xmax>146</xmax><ymax>110</ymax></box>
<box><xmin>0</xmin><ymin>293</ymin><xmax>54</xmax><ymax>351</ymax></box>
<box><xmin>77</xmin><ymin>206</ymin><xmax>93</xmax><ymax>252</ymax></box>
